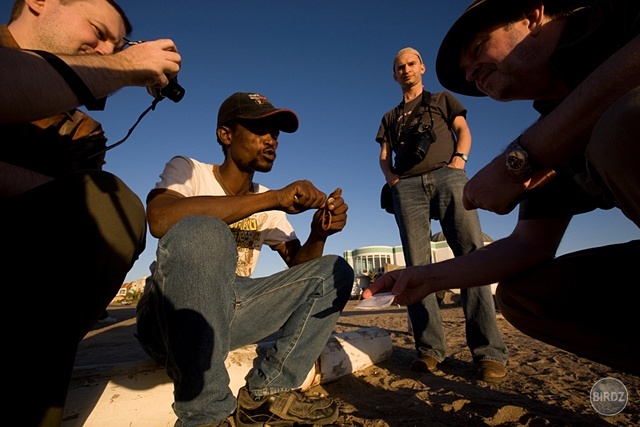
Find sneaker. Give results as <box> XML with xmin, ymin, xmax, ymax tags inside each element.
<box><xmin>174</xmin><ymin>417</ymin><xmax>234</xmax><ymax>427</ymax></box>
<box><xmin>410</xmin><ymin>355</ymin><xmax>438</xmax><ymax>373</ymax></box>
<box><xmin>477</xmin><ymin>360</ymin><xmax>507</xmax><ymax>383</ymax></box>
<box><xmin>235</xmin><ymin>387</ymin><xmax>338</xmax><ymax>427</ymax></box>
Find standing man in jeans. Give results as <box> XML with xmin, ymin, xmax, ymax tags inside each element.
<box><xmin>376</xmin><ymin>47</ymin><xmax>508</xmax><ymax>381</ymax></box>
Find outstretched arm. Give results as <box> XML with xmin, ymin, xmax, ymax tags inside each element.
<box><xmin>363</xmin><ymin>216</ymin><xmax>570</xmax><ymax>305</ymax></box>
<box><xmin>0</xmin><ymin>40</ymin><xmax>181</xmax><ymax>125</ymax></box>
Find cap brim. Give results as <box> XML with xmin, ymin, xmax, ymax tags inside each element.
<box><xmin>238</xmin><ymin>109</ymin><xmax>299</xmax><ymax>133</ymax></box>
<box><xmin>436</xmin><ymin>0</ymin><xmax>511</xmax><ymax>97</ymax></box>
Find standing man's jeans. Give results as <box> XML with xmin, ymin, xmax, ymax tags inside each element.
<box><xmin>392</xmin><ymin>167</ymin><xmax>508</xmax><ymax>364</ymax></box>
<box><xmin>136</xmin><ymin>216</ymin><xmax>353</xmax><ymax>426</ymax></box>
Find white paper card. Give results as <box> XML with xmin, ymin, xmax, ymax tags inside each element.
<box><xmin>355</xmin><ymin>292</ymin><xmax>395</xmax><ymax>310</ymax></box>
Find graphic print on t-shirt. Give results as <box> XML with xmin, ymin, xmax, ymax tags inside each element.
<box><xmin>229</xmin><ymin>212</ymin><xmax>268</xmax><ymax>277</ymax></box>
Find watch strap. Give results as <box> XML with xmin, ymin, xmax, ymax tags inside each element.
<box><xmin>453</xmin><ymin>152</ymin><xmax>468</xmax><ymax>162</ymax></box>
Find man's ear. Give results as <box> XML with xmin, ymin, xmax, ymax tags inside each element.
<box><xmin>525</xmin><ymin>3</ymin><xmax>544</xmax><ymax>35</ymax></box>
<box><xmin>25</xmin><ymin>0</ymin><xmax>46</xmax><ymax>16</ymax></box>
<box><xmin>217</xmin><ymin>125</ymin><xmax>232</xmax><ymax>147</ymax></box>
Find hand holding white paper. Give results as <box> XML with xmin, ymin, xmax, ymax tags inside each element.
<box><xmin>355</xmin><ymin>292</ymin><xmax>395</xmax><ymax>310</ymax></box>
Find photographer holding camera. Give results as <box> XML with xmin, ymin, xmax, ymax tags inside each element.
<box><xmin>1</xmin><ymin>1</ymin><xmax>181</xmax><ymax>425</ymax></box>
<box><xmin>375</xmin><ymin>47</ymin><xmax>508</xmax><ymax>381</ymax></box>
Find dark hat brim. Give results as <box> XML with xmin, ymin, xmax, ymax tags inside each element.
<box><xmin>436</xmin><ymin>0</ymin><xmax>520</xmax><ymax>97</ymax></box>
<box><xmin>236</xmin><ymin>109</ymin><xmax>299</xmax><ymax>133</ymax></box>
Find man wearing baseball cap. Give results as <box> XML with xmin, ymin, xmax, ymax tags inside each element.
<box><xmin>136</xmin><ymin>92</ymin><xmax>353</xmax><ymax>426</ymax></box>
<box><xmin>364</xmin><ymin>0</ymin><xmax>640</xmax><ymax>376</ymax></box>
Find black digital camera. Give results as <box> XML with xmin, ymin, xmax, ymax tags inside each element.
<box><xmin>147</xmin><ymin>76</ymin><xmax>185</xmax><ymax>103</ymax></box>
<box><xmin>403</xmin><ymin>122</ymin><xmax>436</xmax><ymax>162</ymax></box>
<box><xmin>124</xmin><ymin>39</ymin><xmax>185</xmax><ymax>103</ymax></box>
<box><xmin>395</xmin><ymin>122</ymin><xmax>437</xmax><ymax>172</ymax></box>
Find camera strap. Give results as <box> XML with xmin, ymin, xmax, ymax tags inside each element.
<box><xmin>87</xmin><ymin>96</ymin><xmax>162</xmax><ymax>159</ymax></box>
<box><xmin>395</xmin><ymin>90</ymin><xmax>433</xmax><ymax>148</ymax></box>
<box><xmin>27</xmin><ymin>50</ymin><xmax>172</xmax><ymax>160</ymax></box>
<box><xmin>416</xmin><ymin>90</ymin><xmax>434</xmax><ymax>129</ymax></box>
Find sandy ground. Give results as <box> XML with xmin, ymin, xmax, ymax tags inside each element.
<box><xmin>75</xmin><ymin>296</ymin><xmax>638</xmax><ymax>426</ymax></box>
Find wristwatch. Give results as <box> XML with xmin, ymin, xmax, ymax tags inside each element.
<box><xmin>453</xmin><ymin>152</ymin><xmax>468</xmax><ymax>162</ymax></box>
<box><xmin>505</xmin><ymin>136</ymin><xmax>534</xmax><ymax>179</ymax></box>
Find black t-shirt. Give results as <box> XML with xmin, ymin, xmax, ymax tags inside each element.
<box><xmin>376</xmin><ymin>90</ymin><xmax>466</xmax><ymax>177</ymax></box>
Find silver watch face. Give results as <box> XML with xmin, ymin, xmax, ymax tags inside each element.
<box><xmin>507</xmin><ymin>149</ymin><xmax>526</xmax><ymax>171</ymax></box>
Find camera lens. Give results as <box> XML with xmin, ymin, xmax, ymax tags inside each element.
<box><xmin>160</xmin><ymin>77</ymin><xmax>185</xmax><ymax>103</ymax></box>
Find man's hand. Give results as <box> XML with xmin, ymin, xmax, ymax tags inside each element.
<box><xmin>312</xmin><ymin>188</ymin><xmax>347</xmax><ymax>237</ymax></box>
<box><xmin>276</xmin><ymin>180</ymin><xmax>327</xmax><ymax>214</ymax></box>
<box><xmin>463</xmin><ymin>155</ymin><xmax>557</xmax><ymax>214</ymax></box>
<box><xmin>362</xmin><ymin>266</ymin><xmax>432</xmax><ymax>306</ymax></box>
<box><xmin>117</xmin><ymin>39</ymin><xmax>182</xmax><ymax>88</ymax></box>
<box><xmin>463</xmin><ymin>155</ymin><xmax>528</xmax><ymax>214</ymax></box>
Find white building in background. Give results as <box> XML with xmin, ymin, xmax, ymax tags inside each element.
<box><xmin>344</xmin><ymin>232</ymin><xmax>497</xmax><ymax>297</ymax></box>
<box><xmin>343</xmin><ymin>245</ymin><xmax>405</xmax><ymax>297</ymax></box>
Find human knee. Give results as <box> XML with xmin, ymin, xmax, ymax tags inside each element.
<box><xmin>494</xmin><ymin>283</ymin><xmax>515</xmax><ymax>320</ymax></box>
<box><xmin>320</xmin><ymin>254</ymin><xmax>354</xmax><ymax>300</ymax></box>
<box><xmin>333</xmin><ymin>255</ymin><xmax>355</xmax><ymax>286</ymax></box>
<box><xmin>587</xmin><ymin>85</ymin><xmax>640</xmax><ymax>168</ymax></box>
<box><xmin>83</xmin><ymin>170</ymin><xmax>146</xmax><ymax>259</ymax></box>
<box><xmin>160</xmin><ymin>216</ymin><xmax>236</xmax><ymax>263</ymax></box>
<box><xmin>168</xmin><ymin>215</ymin><xmax>227</xmax><ymax>238</ymax></box>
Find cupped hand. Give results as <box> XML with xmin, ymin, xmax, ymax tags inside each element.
<box><xmin>312</xmin><ymin>188</ymin><xmax>348</xmax><ymax>236</ymax></box>
<box><xmin>277</xmin><ymin>180</ymin><xmax>326</xmax><ymax>214</ymax></box>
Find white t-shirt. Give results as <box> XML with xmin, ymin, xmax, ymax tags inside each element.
<box><xmin>152</xmin><ymin>155</ymin><xmax>297</xmax><ymax>277</ymax></box>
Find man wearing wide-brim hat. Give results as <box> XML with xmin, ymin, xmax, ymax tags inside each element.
<box><xmin>364</xmin><ymin>0</ymin><xmax>640</xmax><ymax>376</ymax></box>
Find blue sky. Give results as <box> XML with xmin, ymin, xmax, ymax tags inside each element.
<box><xmin>7</xmin><ymin>1</ymin><xmax>637</xmax><ymax>282</ymax></box>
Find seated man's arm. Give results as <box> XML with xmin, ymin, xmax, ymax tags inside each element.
<box><xmin>146</xmin><ymin>189</ymin><xmax>283</xmax><ymax>239</ymax></box>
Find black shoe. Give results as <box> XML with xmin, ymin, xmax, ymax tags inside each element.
<box><xmin>235</xmin><ymin>387</ymin><xmax>338</xmax><ymax>427</ymax></box>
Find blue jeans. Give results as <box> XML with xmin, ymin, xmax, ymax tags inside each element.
<box><xmin>136</xmin><ymin>216</ymin><xmax>354</xmax><ymax>426</ymax></box>
<box><xmin>392</xmin><ymin>167</ymin><xmax>508</xmax><ymax>364</ymax></box>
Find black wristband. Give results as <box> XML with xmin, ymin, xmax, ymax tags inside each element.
<box><xmin>453</xmin><ymin>152</ymin><xmax>468</xmax><ymax>162</ymax></box>
<box><xmin>29</xmin><ymin>49</ymin><xmax>107</xmax><ymax>111</ymax></box>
